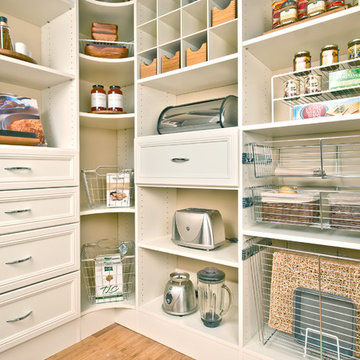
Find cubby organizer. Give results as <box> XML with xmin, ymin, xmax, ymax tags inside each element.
<box><xmin>251</xmin><ymin>185</ymin><xmax>360</xmax><ymax>232</ymax></box>
<box><xmin>137</xmin><ymin>0</ymin><xmax>237</xmax><ymax>79</ymax></box>
<box><xmin>248</xmin><ymin>135</ymin><xmax>360</xmax><ymax>179</ymax></box>
<box><xmin>81</xmin><ymin>238</ymin><xmax>135</xmax><ymax>304</ymax></box>
<box><xmin>272</xmin><ymin>60</ymin><xmax>360</xmax><ymax>123</ymax></box>
<box><xmin>244</xmin><ymin>239</ymin><xmax>360</xmax><ymax>360</ymax></box>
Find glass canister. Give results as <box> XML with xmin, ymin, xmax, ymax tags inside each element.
<box><xmin>197</xmin><ymin>267</ymin><xmax>232</xmax><ymax>328</ymax></box>
<box><xmin>0</xmin><ymin>16</ymin><xmax>13</xmax><ymax>51</ymax></box>
<box><xmin>326</xmin><ymin>0</ymin><xmax>344</xmax><ymax>10</ymax></box>
<box><xmin>280</xmin><ymin>0</ymin><xmax>298</xmax><ymax>25</ymax></box>
<box><xmin>297</xmin><ymin>0</ymin><xmax>308</xmax><ymax>20</ymax></box>
<box><xmin>294</xmin><ymin>51</ymin><xmax>311</xmax><ymax>76</ymax></box>
<box><xmin>307</xmin><ymin>0</ymin><xmax>326</xmax><ymax>17</ymax></box>
<box><xmin>320</xmin><ymin>44</ymin><xmax>339</xmax><ymax>71</ymax></box>
<box><xmin>273</xmin><ymin>0</ymin><xmax>287</xmax><ymax>28</ymax></box>
<box><xmin>348</xmin><ymin>39</ymin><xmax>360</xmax><ymax>66</ymax></box>
<box><xmin>108</xmin><ymin>85</ymin><xmax>123</xmax><ymax>112</ymax></box>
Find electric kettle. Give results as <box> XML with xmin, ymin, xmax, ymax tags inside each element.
<box><xmin>162</xmin><ymin>272</ymin><xmax>198</xmax><ymax>316</ymax></box>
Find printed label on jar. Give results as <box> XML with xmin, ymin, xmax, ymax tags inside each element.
<box><xmin>108</xmin><ymin>93</ymin><xmax>123</xmax><ymax>110</ymax></box>
<box><xmin>280</xmin><ymin>8</ymin><xmax>297</xmax><ymax>23</ymax></box>
<box><xmin>284</xmin><ymin>79</ymin><xmax>300</xmax><ymax>98</ymax></box>
<box><xmin>91</xmin><ymin>93</ymin><xmax>106</xmax><ymax>109</ymax></box>
<box><xmin>326</xmin><ymin>0</ymin><xmax>344</xmax><ymax>9</ymax></box>
<box><xmin>295</xmin><ymin>57</ymin><xmax>311</xmax><ymax>71</ymax></box>
<box><xmin>308</xmin><ymin>0</ymin><xmax>326</xmax><ymax>15</ymax></box>
<box><xmin>322</xmin><ymin>49</ymin><xmax>338</xmax><ymax>65</ymax></box>
<box><xmin>305</xmin><ymin>75</ymin><xmax>322</xmax><ymax>94</ymax></box>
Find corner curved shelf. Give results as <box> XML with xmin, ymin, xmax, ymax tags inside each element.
<box><xmin>79</xmin><ymin>112</ymin><xmax>135</xmax><ymax>130</ymax></box>
<box><xmin>80</xmin><ymin>206</ymin><xmax>135</xmax><ymax>216</ymax></box>
<box><xmin>81</xmin><ymin>294</ymin><xmax>136</xmax><ymax>315</ymax></box>
<box><xmin>79</xmin><ymin>54</ymin><xmax>134</xmax><ymax>86</ymax></box>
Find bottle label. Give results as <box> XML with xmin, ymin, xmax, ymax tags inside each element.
<box><xmin>322</xmin><ymin>49</ymin><xmax>338</xmax><ymax>65</ymax></box>
<box><xmin>108</xmin><ymin>93</ymin><xmax>123</xmax><ymax>110</ymax></box>
<box><xmin>91</xmin><ymin>93</ymin><xmax>106</xmax><ymax>109</ymax></box>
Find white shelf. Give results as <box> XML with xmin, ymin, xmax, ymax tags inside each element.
<box><xmin>79</xmin><ymin>54</ymin><xmax>134</xmax><ymax>86</ymax></box>
<box><xmin>0</xmin><ymin>55</ymin><xmax>74</xmax><ymax>90</ymax></box>
<box><xmin>81</xmin><ymin>293</ymin><xmax>136</xmax><ymax>315</ymax></box>
<box><xmin>243</xmin><ymin>6</ymin><xmax>360</xmax><ymax>71</ymax></box>
<box><xmin>80</xmin><ymin>206</ymin><xmax>135</xmax><ymax>216</ymax></box>
<box><xmin>137</xmin><ymin>53</ymin><xmax>238</xmax><ymax>94</ymax></box>
<box><xmin>139</xmin><ymin>236</ymin><xmax>238</xmax><ymax>268</ymax></box>
<box><xmin>243</xmin><ymin>223</ymin><xmax>360</xmax><ymax>250</ymax></box>
<box><xmin>140</xmin><ymin>295</ymin><xmax>239</xmax><ymax>348</ymax></box>
<box><xmin>79</xmin><ymin>0</ymin><xmax>134</xmax><ymax>42</ymax></box>
<box><xmin>243</xmin><ymin>113</ymin><xmax>360</xmax><ymax>137</ymax></box>
<box><xmin>79</xmin><ymin>112</ymin><xmax>135</xmax><ymax>130</ymax></box>
<box><xmin>0</xmin><ymin>0</ymin><xmax>74</xmax><ymax>26</ymax></box>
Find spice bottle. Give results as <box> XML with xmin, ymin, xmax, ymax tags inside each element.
<box><xmin>307</xmin><ymin>0</ymin><xmax>326</xmax><ymax>17</ymax></box>
<box><xmin>297</xmin><ymin>0</ymin><xmax>308</xmax><ymax>20</ymax></box>
<box><xmin>348</xmin><ymin>39</ymin><xmax>360</xmax><ymax>66</ymax></box>
<box><xmin>0</xmin><ymin>16</ymin><xmax>13</xmax><ymax>50</ymax></box>
<box><xmin>320</xmin><ymin>44</ymin><xmax>339</xmax><ymax>71</ymax></box>
<box><xmin>280</xmin><ymin>0</ymin><xmax>298</xmax><ymax>26</ymax></box>
<box><xmin>108</xmin><ymin>85</ymin><xmax>123</xmax><ymax>112</ymax></box>
<box><xmin>294</xmin><ymin>51</ymin><xmax>311</xmax><ymax>76</ymax></box>
<box><xmin>91</xmin><ymin>84</ymin><xmax>106</xmax><ymax>111</ymax></box>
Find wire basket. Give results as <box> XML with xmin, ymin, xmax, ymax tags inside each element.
<box><xmin>81</xmin><ymin>238</ymin><xmax>135</xmax><ymax>304</ymax></box>
<box><xmin>244</xmin><ymin>238</ymin><xmax>360</xmax><ymax>360</ymax></box>
<box><xmin>81</xmin><ymin>166</ymin><xmax>134</xmax><ymax>209</ymax></box>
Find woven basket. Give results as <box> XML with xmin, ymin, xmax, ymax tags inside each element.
<box><xmin>262</xmin><ymin>200</ymin><xmax>320</xmax><ymax>225</ymax></box>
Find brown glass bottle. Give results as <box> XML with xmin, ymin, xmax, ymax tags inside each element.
<box><xmin>0</xmin><ymin>16</ymin><xmax>12</xmax><ymax>50</ymax></box>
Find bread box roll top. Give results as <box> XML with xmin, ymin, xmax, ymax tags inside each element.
<box><xmin>157</xmin><ymin>95</ymin><xmax>238</xmax><ymax>134</ymax></box>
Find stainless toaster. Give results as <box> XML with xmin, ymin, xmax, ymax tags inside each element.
<box><xmin>172</xmin><ymin>208</ymin><xmax>226</xmax><ymax>250</ymax></box>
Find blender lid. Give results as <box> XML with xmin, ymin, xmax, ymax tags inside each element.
<box><xmin>197</xmin><ymin>267</ymin><xmax>225</xmax><ymax>282</ymax></box>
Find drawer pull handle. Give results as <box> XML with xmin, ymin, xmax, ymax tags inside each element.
<box><xmin>6</xmin><ymin>311</ymin><xmax>33</xmax><ymax>323</ymax></box>
<box><xmin>4</xmin><ymin>167</ymin><xmax>31</xmax><ymax>171</ymax></box>
<box><xmin>5</xmin><ymin>209</ymin><xmax>31</xmax><ymax>215</ymax></box>
<box><xmin>171</xmin><ymin>158</ymin><xmax>189</xmax><ymax>163</ymax></box>
<box><xmin>5</xmin><ymin>256</ymin><xmax>32</xmax><ymax>265</ymax></box>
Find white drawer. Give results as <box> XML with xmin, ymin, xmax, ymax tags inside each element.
<box><xmin>0</xmin><ymin>272</ymin><xmax>79</xmax><ymax>352</ymax></box>
<box><xmin>0</xmin><ymin>224</ymin><xmax>79</xmax><ymax>294</ymax></box>
<box><xmin>136</xmin><ymin>129</ymin><xmax>238</xmax><ymax>187</ymax></box>
<box><xmin>0</xmin><ymin>187</ymin><xmax>79</xmax><ymax>235</ymax></box>
<box><xmin>0</xmin><ymin>147</ymin><xmax>78</xmax><ymax>190</ymax></box>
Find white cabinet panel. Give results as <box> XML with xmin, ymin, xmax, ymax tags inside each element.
<box><xmin>0</xmin><ymin>224</ymin><xmax>79</xmax><ymax>294</ymax></box>
<box><xmin>0</xmin><ymin>148</ymin><xmax>78</xmax><ymax>190</ymax></box>
<box><xmin>0</xmin><ymin>187</ymin><xmax>79</xmax><ymax>235</ymax></box>
<box><xmin>0</xmin><ymin>272</ymin><xmax>80</xmax><ymax>352</ymax></box>
<box><xmin>136</xmin><ymin>128</ymin><xmax>238</xmax><ymax>187</ymax></box>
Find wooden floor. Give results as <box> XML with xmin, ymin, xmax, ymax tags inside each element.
<box><xmin>48</xmin><ymin>323</ymin><xmax>193</xmax><ymax>360</ymax></box>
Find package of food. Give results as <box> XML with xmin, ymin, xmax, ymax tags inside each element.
<box><xmin>95</xmin><ymin>254</ymin><xmax>123</xmax><ymax>303</ymax></box>
<box><xmin>106</xmin><ymin>171</ymin><xmax>131</xmax><ymax>207</ymax></box>
<box><xmin>0</xmin><ymin>93</ymin><xmax>46</xmax><ymax>145</ymax></box>
<box><xmin>293</xmin><ymin>96</ymin><xmax>360</xmax><ymax>120</ymax></box>
<box><xmin>329</xmin><ymin>68</ymin><xmax>360</xmax><ymax>90</ymax></box>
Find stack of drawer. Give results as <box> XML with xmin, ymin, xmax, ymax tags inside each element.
<box><xmin>0</xmin><ymin>147</ymin><xmax>80</xmax><ymax>352</ymax></box>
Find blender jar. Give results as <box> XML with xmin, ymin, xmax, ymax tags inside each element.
<box><xmin>197</xmin><ymin>267</ymin><xmax>232</xmax><ymax>328</ymax></box>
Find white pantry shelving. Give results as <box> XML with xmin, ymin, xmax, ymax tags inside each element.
<box><xmin>79</xmin><ymin>112</ymin><xmax>135</xmax><ymax>130</ymax></box>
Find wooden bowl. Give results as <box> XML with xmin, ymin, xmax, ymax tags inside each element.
<box><xmin>85</xmin><ymin>45</ymin><xmax>129</xmax><ymax>59</ymax></box>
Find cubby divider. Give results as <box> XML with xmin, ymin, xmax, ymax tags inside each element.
<box><xmin>137</xmin><ymin>20</ymin><xmax>157</xmax><ymax>53</ymax></box>
<box><xmin>137</xmin><ymin>0</ymin><xmax>157</xmax><ymax>26</ymax></box>
<box><xmin>157</xmin><ymin>10</ymin><xmax>181</xmax><ymax>46</ymax></box>
<box><xmin>158</xmin><ymin>0</ymin><xmax>181</xmax><ymax>17</ymax></box>
<box><xmin>181</xmin><ymin>0</ymin><xmax>207</xmax><ymax>37</ymax></box>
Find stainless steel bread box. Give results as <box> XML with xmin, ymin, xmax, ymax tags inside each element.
<box><xmin>157</xmin><ymin>95</ymin><xmax>238</xmax><ymax>134</ymax></box>
<box><xmin>172</xmin><ymin>208</ymin><xmax>226</xmax><ymax>250</ymax></box>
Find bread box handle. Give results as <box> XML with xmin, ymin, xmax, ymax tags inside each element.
<box><xmin>171</xmin><ymin>158</ymin><xmax>189</xmax><ymax>163</ymax></box>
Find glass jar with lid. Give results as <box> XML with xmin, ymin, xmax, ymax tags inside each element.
<box><xmin>293</xmin><ymin>51</ymin><xmax>311</xmax><ymax>76</ymax></box>
<box><xmin>280</xmin><ymin>0</ymin><xmax>298</xmax><ymax>25</ymax></box>
<box><xmin>307</xmin><ymin>0</ymin><xmax>326</xmax><ymax>17</ymax></box>
<box><xmin>297</xmin><ymin>0</ymin><xmax>308</xmax><ymax>20</ymax></box>
<box><xmin>0</xmin><ymin>16</ymin><xmax>13</xmax><ymax>50</ymax></box>
<box><xmin>320</xmin><ymin>44</ymin><xmax>339</xmax><ymax>71</ymax></box>
<box><xmin>91</xmin><ymin>84</ymin><xmax>106</xmax><ymax>112</ymax></box>
<box><xmin>273</xmin><ymin>0</ymin><xmax>287</xmax><ymax>28</ymax></box>
<box><xmin>108</xmin><ymin>85</ymin><xmax>123</xmax><ymax>112</ymax></box>
<box><xmin>348</xmin><ymin>39</ymin><xmax>360</xmax><ymax>66</ymax></box>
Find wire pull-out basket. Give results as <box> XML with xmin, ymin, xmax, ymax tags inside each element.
<box><xmin>244</xmin><ymin>238</ymin><xmax>360</xmax><ymax>360</ymax></box>
<box><xmin>81</xmin><ymin>166</ymin><xmax>134</xmax><ymax>209</ymax></box>
<box><xmin>81</xmin><ymin>239</ymin><xmax>135</xmax><ymax>304</ymax></box>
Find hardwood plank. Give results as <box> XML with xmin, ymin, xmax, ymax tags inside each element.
<box><xmin>47</xmin><ymin>324</ymin><xmax>194</xmax><ymax>360</ymax></box>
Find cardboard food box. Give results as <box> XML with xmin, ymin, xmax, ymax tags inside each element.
<box><xmin>293</xmin><ymin>96</ymin><xmax>360</xmax><ymax>120</ymax></box>
<box><xmin>106</xmin><ymin>171</ymin><xmax>131</xmax><ymax>207</ymax></box>
<box><xmin>0</xmin><ymin>93</ymin><xmax>46</xmax><ymax>145</ymax></box>
<box><xmin>329</xmin><ymin>68</ymin><xmax>360</xmax><ymax>90</ymax></box>
<box><xmin>95</xmin><ymin>254</ymin><xmax>123</xmax><ymax>303</ymax></box>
